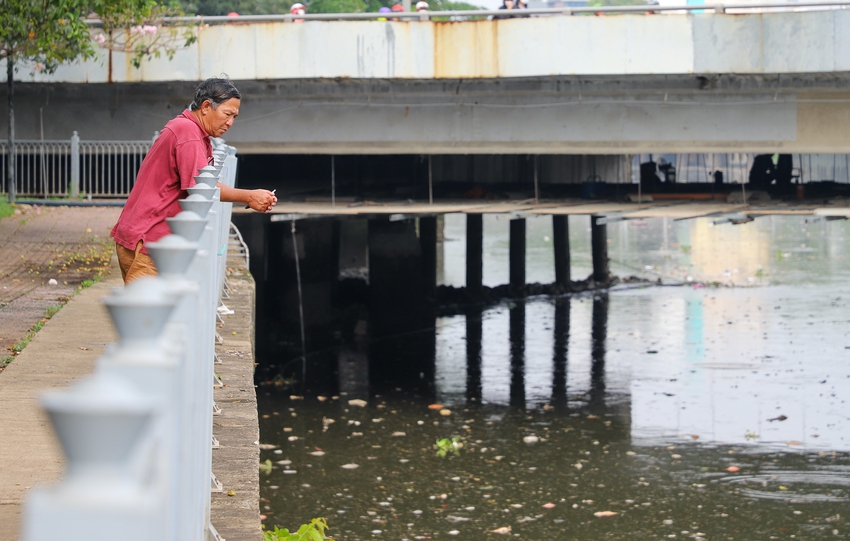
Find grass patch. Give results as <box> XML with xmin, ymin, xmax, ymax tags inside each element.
<box><xmin>0</xmin><ymin>201</ymin><xmax>14</xmax><ymax>219</ymax></box>
<box><xmin>1</xmin><ymin>304</ymin><xmax>64</xmax><ymax>371</ymax></box>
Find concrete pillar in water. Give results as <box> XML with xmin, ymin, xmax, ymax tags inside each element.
<box><xmin>465</xmin><ymin>309</ymin><xmax>483</xmax><ymax>403</ymax></box>
<box><xmin>466</xmin><ymin>214</ymin><xmax>483</xmax><ymax>291</ymax></box>
<box><xmin>419</xmin><ymin>216</ymin><xmax>438</xmax><ymax>295</ymax></box>
<box><xmin>589</xmin><ymin>294</ymin><xmax>608</xmax><ymax>412</ymax></box>
<box><xmin>552</xmin><ymin>215</ymin><xmax>571</xmax><ymax>288</ymax></box>
<box><xmin>591</xmin><ymin>215</ymin><xmax>610</xmax><ymax>283</ymax></box>
<box><xmin>551</xmin><ymin>297</ymin><xmax>570</xmax><ymax>410</ymax></box>
<box><xmin>368</xmin><ymin>218</ymin><xmax>434</xmax><ymax>393</ymax></box>
<box><xmin>509</xmin><ymin>302</ymin><xmax>526</xmax><ymax>408</ymax></box>
<box><xmin>509</xmin><ymin>218</ymin><xmax>526</xmax><ymax>289</ymax></box>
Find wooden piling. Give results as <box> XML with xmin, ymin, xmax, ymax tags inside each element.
<box><xmin>590</xmin><ymin>215</ymin><xmax>610</xmax><ymax>283</ymax></box>
<box><xmin>552</xmin><ymin>214</ymin><xmax>570</xmax><ymax>288</ymax></box>
<box><xmin>419</xmin><ymin>216</ymin><xmax>438</xmax><ymax>294</ymax></box>
<box><xmin>509</xmin><ymin>218</ymin><xmax>526</xmax><ymax>289</ymax></box>
<box><xmin>466</xmin><ymin>214</ymin><xmax>483</xmax><ymax>291</ymax></box>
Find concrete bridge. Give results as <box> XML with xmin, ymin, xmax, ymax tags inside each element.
<box><xmin>3</xmin><ymin>7</ymin><xmax>850</xmax><ymax>154</ymax></box>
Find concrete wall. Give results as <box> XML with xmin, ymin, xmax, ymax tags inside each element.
<box><xmin>2</xmin><ymin>12</ymin><xmax>849</xmax><ymax>154</ymax></box>
<box><xmin>5</xmin><ymin>11</ymin><xmax>850</xmax><ymax>82</ymax></box>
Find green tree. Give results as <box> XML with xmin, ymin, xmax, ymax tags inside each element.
<box><xmin>0</xmin><ymin>0</ymin><xmax>189</xmax><ymax>202</ymax></box>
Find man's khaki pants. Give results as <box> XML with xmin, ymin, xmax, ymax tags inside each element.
<box><xmin>116</xmin><ymin>241</ymin><xmax>158</xmax><ymax>284</ymax></box>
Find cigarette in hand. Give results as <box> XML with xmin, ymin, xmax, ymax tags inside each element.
<box><xmin>245</xmin><ymin>189</ymin><xmax>276</xmax><ymax>210</ymax></box>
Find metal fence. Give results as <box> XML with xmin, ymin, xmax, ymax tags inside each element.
<box><xmin>0</xmin><ymin>132</ymin><xmax>152</xmax><ymax>198</ymax></box>
<box><xmin>23</xmin><ymin>140</ymin><xmax>239</xmax><ymax>541</ymax></box>
<box><xmin>81</xmin><ymin>0</ymin><xmax>849</xmax><ymax>24</ymax></box>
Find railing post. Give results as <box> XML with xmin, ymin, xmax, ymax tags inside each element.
<box><xmin>70</xmin><ymin>131</ymin><xmax>80</xmax><ymax>199</ymax></box>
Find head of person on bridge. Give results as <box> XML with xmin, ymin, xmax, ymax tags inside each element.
<box><xmin>189</xmin><ymin>77</ymin><xmax>242</xmax><ymax>139</ymax></box>
<box><xmin>416</xmin><ymin>1</ymin><xmax>429</xmax><ymax>10</ymax></box>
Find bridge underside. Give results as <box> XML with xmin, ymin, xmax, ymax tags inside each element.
<box><xmin>5</xmin><ymin>74</ymin><xmax>850</xmax><ymax>154</ymax></box>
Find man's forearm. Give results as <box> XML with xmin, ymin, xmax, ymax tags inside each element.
<box><xmin>216</xmin><ymin>182</ymin><xmax>277</xmax><ymax>213</ymax></box>
<box><xmin>216</xmin><ymin>183</ymin><xmax>248</xmax><ymax>204</ymax></box>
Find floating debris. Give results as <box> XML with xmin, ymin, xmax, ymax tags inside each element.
<box><xmin>428</xmin><ymin>404</ymin><xmax>444</xmax><ymax>410</ymax></box>
<box><xmin>440</xmin><ymin>409</ymin><xmax>452</xmax><ymax>416</ymax></box>
<box><xmin>258</xmin><ymin>443</ymin><xmax>278</xmax><ymax>450</ymax></box>
<box><xmin>726</xmin><ymin>466</ymin><xmax>740</xmax><ymax>472</ymax></box>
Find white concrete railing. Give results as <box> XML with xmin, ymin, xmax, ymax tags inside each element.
<box><xmin>23</xmin><ymin>139</ymin><xmax>239</xmax><ymax>541</ymax></box>
<box><xmin>18</xmin><ymin>7</ymin><xmax>850</xmax><ymax>84</ymax></box>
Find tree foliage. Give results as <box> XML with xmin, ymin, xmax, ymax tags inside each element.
<box><xmin>0</xmin><ymin>0</ymin><xmax>154</xmax><ymax>71</ymax></box>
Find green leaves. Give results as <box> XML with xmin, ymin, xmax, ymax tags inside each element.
<box><xmin>435</xmin><ymin>436</ymin><xmax>462</xmax><ymax>458</ymax></box>
<box><xmin>263</xmin><ymin>518</ymin><xmax>333</xmax><ymax>541</ymax></box>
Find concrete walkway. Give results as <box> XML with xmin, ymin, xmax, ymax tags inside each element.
<box><xmin>0</xmin><ymin>267</ymin><xmax>120</xmax><ymax>540</ymax></box>
<box><xmin>0</xmin><ymin>205</ymin><xmax>121</xmax><ymax>364</ymax></box>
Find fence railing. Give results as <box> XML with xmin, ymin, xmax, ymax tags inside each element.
<box><xmin>82</xmin><ymin>0</ymin><xmax>850</xmax><ymax>25</ymax></box>
<box><xmin>23</xmin><ymin>139</ymin><xmax>239</xmax><ymax>541</ymax></box>
<box><xmin>0</xmin><ymin>132</ymin><xmax>153</xmax><ymax>199</ymax></box>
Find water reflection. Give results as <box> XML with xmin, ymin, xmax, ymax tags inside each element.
<box><xmin>258</xmin><ymin>216</ymin><xmax>850</xmax><ymax>540</ymax></box>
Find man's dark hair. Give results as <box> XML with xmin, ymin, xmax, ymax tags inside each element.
<box><xmin>189</xmin><ymin>77</ymin><xmax>241</xmax><ymax>111</ymax></box>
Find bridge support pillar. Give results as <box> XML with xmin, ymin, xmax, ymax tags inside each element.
<box><xmin>466</xmin><ymin>214</ymin><xmax>483</xmax><ymax>291</ymax></box>
<box><xmin>591</xmin><ymin>215</ymin><xmax>610</xmax><ymax>283</ymax></box>
<box><xmin>419</xmin><ymin>216</ymin><xmax>438</xmax><ymax>295</ymax></box>
<box><xmin>552</xmin><ymin>215</ymin><xmax>571</xmax><ymax>289</ymax></box>
<box><xmin>509</xmin><ymin>218</ymin><xmax>526</xmax><ymax>289</ymax></box>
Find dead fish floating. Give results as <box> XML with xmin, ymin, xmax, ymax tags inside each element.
<box><xmin>341</xmin><ymin>463</ymin><xmax>360</xmax><ymax>470</ymax></box>
<box><xmin>490</xmin><ymin>526</ymin><xmax>512</xmax><ymax>535</ymax></box>
<box><xmin>348</xmin><ymin>399</ymin><xmax>368</xmax><ymax>407</ymax></box>
<box><xmin>594</xmin><ymin>511</ymin><xmax>619</xmax><ymax>518</ymax></box>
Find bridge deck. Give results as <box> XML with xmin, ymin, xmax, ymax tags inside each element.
<box><xmin>235</xmin><ymin>199</ymin><xmax>850</xmax><ymax>221</ymax></box>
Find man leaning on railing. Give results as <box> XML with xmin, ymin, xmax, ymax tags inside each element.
<box><xmin>110</xmin><ymin>77</ymin><xmax>277</xmax><ymax>284</ymax></box>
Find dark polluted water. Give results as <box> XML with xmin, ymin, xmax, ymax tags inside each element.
<box><xmin>257</xmin><ymin>215</ymin><xmax>850</xmax><ymax>540</ymax></box>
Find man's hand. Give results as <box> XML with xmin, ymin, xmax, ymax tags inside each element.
<box><xmin>245</xmin><ymin>189</ymin><xmax>277</xmax><ymax>213</ymax></box>
<box><xmin>216</xmin><ymin>183</ymin><xmax>278</xmax><ymax>212</ymax></box>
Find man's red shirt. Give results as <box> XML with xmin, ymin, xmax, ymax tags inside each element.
<box><xmin>111</xmin><ymin>110</ymin><xmax>212</xmax><ymax>253</ymax></box>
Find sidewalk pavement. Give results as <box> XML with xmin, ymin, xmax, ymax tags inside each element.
<box><xmin>0</xmin><ymin>265</ymin><xmax>120</xmax><ymax>540</ymax></box>
<box><xmin>0</xmin><ymin>205</ymin><xmax>121</xmax><ymax>365</ymax></box>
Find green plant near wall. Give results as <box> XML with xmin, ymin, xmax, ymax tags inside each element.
<box><xmin>263</xmin><ymin>518</ymin><xmax>333</xmax><ymax>541</ymax></box>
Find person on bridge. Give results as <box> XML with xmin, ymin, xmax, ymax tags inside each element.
<box><xmin>111</xmin><ymin>77</ymin><xmax>277</xmax><ymax>285</ymax></box>
<box><xmin>290</xmin><ymin>3</ymin><xmax>306</xmax><ymax>22</ymax></box>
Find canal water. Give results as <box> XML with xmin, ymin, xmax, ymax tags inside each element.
<box><xmin>257</xmin><ymin>215</ymin><xmax>850</xmax><ymax>540</ymax></box>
